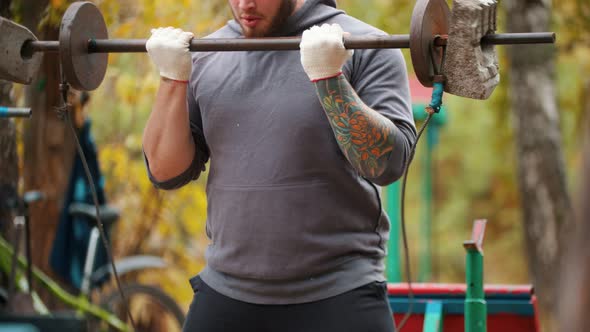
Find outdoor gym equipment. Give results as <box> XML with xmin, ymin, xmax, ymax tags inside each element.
<box><xmin>464</xmin><ymin>219</ymin><xmax>487</xmax><ymax>332</ymax></box>
<box><xmin>389</xmin><ymin>220</ymin><xmax>539</xmax><ymax>332</ymax></box>
<box><xmin>1</xmin><ymin>0</ymin><xmax>554</xmax><ymax>95</ymax></box>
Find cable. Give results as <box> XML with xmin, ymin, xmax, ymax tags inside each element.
<box><xmin>25</xmin><ymin>209</ymin><xmax>33</xmax><ymax>294</ymax></box>
<box><xmin>397</xmin><ymin>76</ymin><xmax>444</xmax><ymax>331</ymax></box>
<box><xmin>57</xmin><ymin>73</ymin><xmax>137</xmax><ymax>331</ymax></box>
<box><xmin>396</xmin><ymin>111</ymin><xmax>435</xmax><ymax>331</ymax></box>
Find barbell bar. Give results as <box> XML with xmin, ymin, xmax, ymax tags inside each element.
<box><xmin>1</xmin><ymin>0</ymin><xmax>556</xmax><ymax>99</ymax></box>
<box><xmin>23</xmin><ymin>32</ymin><xmax>555</xmax><ymax>54</ymax></box>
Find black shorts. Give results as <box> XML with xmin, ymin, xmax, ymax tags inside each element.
<box><xmin>182</xmin><ymin>276</ymin><xmax>396</xmax><ymax>332</ymax></box>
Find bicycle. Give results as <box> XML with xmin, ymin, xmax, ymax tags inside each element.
<box><xmin>69</xmin><ymin>201</ymin><xmax>186</xmax><ymax>331</ymax></box>
<box><xmin>0</xmin><ymin>106</ymin><xmax>186</xmax><ymax>331</ymax></box>
<box><xmin>0</xmin><ymin>191</ymin><xmax>186</xmax><ymax>331</ymax></box>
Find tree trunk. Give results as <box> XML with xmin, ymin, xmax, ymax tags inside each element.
<box><xmin>0</xmin><ymin>1</ymin><xmax>19</xmax><ymax>261</ymax></box>
<box><xmin>558</xmin><ymin>80</ymin><xmax>590</xmax><ymax>331</ymax></box>
<box><xmin>20</xmin><ymin>0</ymin><xmax>78</xmax><ymax>307</ymax></box>
<box><xmin>505</xmin><ymin>0</ymin><xmax>572</xmax><ymax>330</ymax></box>
<box><xmin>0</xmin><ymin>80</ymin><xmax>18</xmax><ymax>235</ymax></box>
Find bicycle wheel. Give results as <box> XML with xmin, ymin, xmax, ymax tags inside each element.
<box><xmin>98</xmin><ymin>283</ymin><xmax>185</xmax><ymax>332</ymax></box>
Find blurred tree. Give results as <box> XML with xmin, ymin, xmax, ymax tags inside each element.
<box><xmin>558</xmin><ymin>79</ymin><xmax>590</xmax><ymax>332</ymax></box>
<box><xmin>505</xmin><ymin>0</ymin><xmax>573</xmax><ymax>329</ymax></box>
<box><xmin>554</xmin><ymin>7</ymin><xmax>590</xmax><ymax>330</ymax></box>
<box><xmin>0</xmin><ymin>82</ymin><xmax>17</xmax><ymax>230</ymax></box>
<box><xmin>554</xmin><ymin>0</ymin><xmax>590</xmax><ymax>51</ymax></box>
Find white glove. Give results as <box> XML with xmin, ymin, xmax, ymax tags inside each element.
<box><xmin>146</xmin><ymin>27</ymin><xmax>194</xmax><ymax>82</ymax></box>
<box><xmin>300</xmin><ymin>24</ymin><xmax>354</xmax><ymax>82</ymax></box>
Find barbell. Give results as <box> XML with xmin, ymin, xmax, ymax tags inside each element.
<box><xmin>1</xmin><ymin>0</ymin><xmax>555</xmax><ymax>99</ymax></box>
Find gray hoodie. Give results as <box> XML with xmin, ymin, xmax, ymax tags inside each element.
<box><xmin>146</xmin><ymin>0</ymin><xmax>416</xmax><ymax>304</ymax></box>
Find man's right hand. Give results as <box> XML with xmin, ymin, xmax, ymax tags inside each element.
<box><xmin>146</xmin><ymin>27</ymin><xmax>194</xmax><ymax>82</ymax></box>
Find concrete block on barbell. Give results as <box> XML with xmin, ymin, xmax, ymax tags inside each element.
<box><xmin>0</xmin><ymin>17</ymin><xmax>43</xmax><ymax>85</ymax></box>
<box><xmin>444</xmin><ymin>0</ymin><xmax>500</xmax><ymax>100</ymax></box>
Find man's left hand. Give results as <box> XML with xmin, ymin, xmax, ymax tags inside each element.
<box><xmin>300</xmin><ymin>24</ymin><xmax>354</xmax><ymax>82</ymax></box>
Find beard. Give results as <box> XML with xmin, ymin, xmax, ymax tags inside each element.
<box><xmin>266</xmin><ymin>0</ymin><xmax>296</xmax><ymax>37</ymax></box>
<box><xmin>234</xmin><ymin>0</ymin><xmax>296</xmax><ymax>38</ymax></box>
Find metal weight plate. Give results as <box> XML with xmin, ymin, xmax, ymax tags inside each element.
<box><xmin>410</xmin><ymin>0</ymin><xmax>450</xmax><ymax>87</ymax></box>
<box><xmin>59</xmin><ymin>1</ymin><xmax>108</xmax><ymax>91</ymax></box>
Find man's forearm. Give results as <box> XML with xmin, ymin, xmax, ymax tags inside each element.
<box><xmin>143</xmin><ymin>78</ymin><xmax>195</xmax><ymax>181</ymax></box>
<box><xmin>314</xmin><ymin>75</ymin><xmax>396</xmax><ymax>179</ymax></box>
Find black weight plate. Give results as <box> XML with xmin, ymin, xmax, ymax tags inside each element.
<box><xmin>59</xmin><ymin>1</ymin><xmax>108</xmax><ymax>91</ymax></box>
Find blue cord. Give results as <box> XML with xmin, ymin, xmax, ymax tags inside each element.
<box><xmin>0</xmin><ymin>107</ymin><xmax>7</xmax><ymax>117</ymax></box>
<box><xmin>428</xmin><ymin>81</ymin><xmax>444</xmax><ymax>114</ymax></box>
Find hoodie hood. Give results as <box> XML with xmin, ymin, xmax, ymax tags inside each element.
<box><xmin>227</xmin><ymin>0</ymin><xmax>344</xmax><ymax>37</ymax></box>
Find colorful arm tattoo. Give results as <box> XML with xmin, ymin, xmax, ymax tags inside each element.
<box><xmin>314</xmin><ymin>74</ymin><xmax>396</xmax><ymax>179</ymax></box>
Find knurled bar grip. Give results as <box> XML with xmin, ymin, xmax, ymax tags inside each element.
<box><xmin>24</xmin><ymin>32</ymin><xmax>555</xmax><ymax>54</ymax></box>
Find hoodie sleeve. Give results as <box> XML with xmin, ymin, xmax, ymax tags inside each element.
<box><xmin>144</xmin><ymin>85</ymin><xmax>210</xmax><ymax>190</ymax></box>
<box><xmin>346</xmin><ymin>42</ymin><xmax>417</xmax><ymax>186</ymax></box>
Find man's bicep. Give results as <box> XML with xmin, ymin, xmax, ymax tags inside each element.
<box><xmin>144</xmin><ymin>85</ymin><xmax>210</xmax><ymax>190</ymax></box>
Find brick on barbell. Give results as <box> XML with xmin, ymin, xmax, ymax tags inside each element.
<box><xmin>444</xmin><ymin>0</ymin><xmax>500</xmax><ymax>100</ymax></box>
<box><xmin>0</xmin><ymin>17</ymin><xmax>43</xmax><ymax>85</ymax></box>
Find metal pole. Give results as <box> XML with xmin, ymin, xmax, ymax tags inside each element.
<box><xmin>386</xmin><ymin>182</ymin><xmax>402</xmax><ymax>282</ymax></box>
<box><xmin>481</xmin><ymin>32</ymin><xmax>555</xmax><ymax>45</ymax></box>
<box><xmin>0</xmin><ymin>107</ymin><xmax>32</xmax><ymax>118</ymax></box>
<box><xmin>412</xmin><ymin>102</ymin><xmax>447</xmax><ymax>282</ymax></box>
<box><xmin>465</xmin><ymin>248</ymin><xmax>486</xmax><ymax>332</ymax></box>
<box><xmin>24</xmin><ymin>32</ymin><xmax>555</xmax><ymax>54</ymax></box>
<box><xmin>419</xmin><ymin>126</ymin><xmax>435</xmax><ymax>282</ymax></box>
<box><xmin>464</xmin><ymin>220</ymin><xmax>487</xmax><ymax>332</ymax></box>
<box><xmin>91</xmin><ymin>35</ymin><xmax>414</xmax><ymax>53</ymax></box>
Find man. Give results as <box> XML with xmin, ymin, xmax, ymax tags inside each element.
<box><xmin>143</xmin><ymin>0</ymin><xmax>416</xmax><ymax>331</ymax></box>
